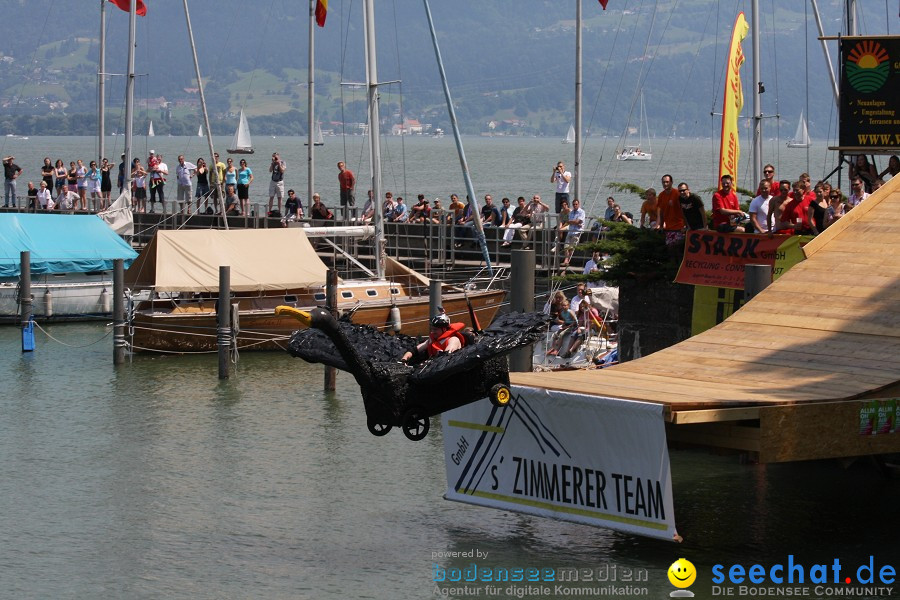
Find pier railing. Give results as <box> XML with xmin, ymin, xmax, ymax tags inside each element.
<box><xmin>1</xmin><ymin>201</ymin><xmax>602</xmax><ymax>280</ymax></box>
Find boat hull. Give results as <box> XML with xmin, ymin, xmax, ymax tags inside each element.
<box><xmin>0</xmin><ymin>276</ymin><xmax>114</xmax><ymax>323</ymax></box>
<box><xmin>226</xmin><ymin>148</ymin><xmax>255</xmax><ymax>154</ymax></box>
<box><xmin>129</xmin><ymin>290</ymin><xmax>506</xmax><ymax>353</ymax></box>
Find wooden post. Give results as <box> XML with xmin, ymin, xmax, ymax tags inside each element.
<box><xmin>217</xmin><ymin>266</ymin><xmax>231</xmax><ymax>379</ymax></box>
<box><xmin>20</xmin><ymin>251</ymin><xmax>34</xmax><ymax>352</ymax></box>
<box><xmin>509</xmin><ymin>249</ymin><xmax>535</xmax><ymax>372</ymax></box>
<box><xmin>113</xmin><ymin>259</ymin><xmax>126</xmax><ymax>365</ymax></box>
<box><xmin>744</xmin><ymin>264</ymin><xmax>772</xmax><ymax>301</ymax></box>
<box><xmin>324</xmin><ymin>268</ymin><xmax>338</xmax><ymax>391</ymax></box>
<box><xmin>429</xmin><ymin>279</ymin><xmax>442</xmax><ymax>319</ymax></box>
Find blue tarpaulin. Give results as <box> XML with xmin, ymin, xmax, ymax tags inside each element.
<box><xmin>0</xmin><ymin>214</ymin><xmax>137</xmax><ymax>277</ymax></box>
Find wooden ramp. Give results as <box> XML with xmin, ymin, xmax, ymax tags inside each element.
<box><xmin>512</xmin><ymin>175</ymin><xmax>900</xmax><ymax>462</ymax></box>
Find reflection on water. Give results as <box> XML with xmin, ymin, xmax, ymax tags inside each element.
<box><xmin>1</xmin><ymin>323</ymin><xmax>897</xmax><ymax>599</ymax></box>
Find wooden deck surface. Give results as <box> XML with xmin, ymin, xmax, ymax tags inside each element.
<box><xmin>512</xmin><ymin>177</ymin><xmax>900</xmax><ymax>411</ymax></box>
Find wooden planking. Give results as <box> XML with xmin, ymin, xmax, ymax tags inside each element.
<box><xmin>727</xmin><ymin>307</ymin><xmax>900</xmax><ymax>338</ymax></box>
<box><xmin>673</xmin><ymin>340</ymin><xmax>900</xmax><ymax>379</ymax></box>
<box><xmin>803</xmin><ymin>176</ymin><xmax>899</xmax><ymax>258</ymax></box>
<box><xmin>759</xmin><ymin>400</ymin><xmax>900</xmax><ymax>463</ymax></box>
<box><xmin>684</xmin><ymin>325</ymin><xmax>900</xmax><ymax>359</ymax></box>
<box><xmin>612</xmin><ymin>350</ymin><xmax>887</xmax><ymax>392</ymax></box>
<box><xmin>670</xmin><ymin>406</ymin><xmax>761</xmax><ymax>424</ymax></box>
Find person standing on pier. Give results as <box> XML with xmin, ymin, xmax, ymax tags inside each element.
<box><xmin>237</xmin><ymin>159</ymin><xmax>253</xmax><ymax>216</ymax></box>
<box><xmin>3</xmin><ymin>156</ymin><xmax>22</xmax><ymax>207</ymax></box>
<box><xmin>100</xmin><ymin>158</ymin><xmax>112</xmax><ymax>206</ymax></box>
<box><xmin>148</xmin><ymin>152</ymin><xmax>168</xmax><ymax>213</ymax></box>
<box><xmin>175</xmin><ymin>155</ymin><xmax>195</xmax><ymax>214</ymax></box>
<box><xmin>337</xmin><ymin>161</ymin><xmax>355</xmax><ymax>223</ymax></box>
<box><xmin>551</xmin><ymin>161</ymin><xmax>571</xmax><ymax>213</ymax></box>
<box><xmin>268</xmin><ymin>152</ymin><xmax>286</xmax><ymax>216</ymax></box>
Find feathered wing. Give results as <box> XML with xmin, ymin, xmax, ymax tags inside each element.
<box><xmin>286</xmin><ymin>319</ymin><xmax>418</xmax><ymax>372</ymax></box>
<box><xmin>409</xmin><ymin>312</ymin><xmax>549</xmax><ymax>383</ymax></box>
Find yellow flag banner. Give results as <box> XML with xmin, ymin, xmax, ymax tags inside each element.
<box><xmin>718</xmin><ymin>12</ymin><xmax>749</xmax><ymax>182</ymax></box>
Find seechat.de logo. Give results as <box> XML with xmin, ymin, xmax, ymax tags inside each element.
<box><xmin>668</xmin><ymin>558</ymin><xmax>696</xmax><ymax>598</ymax></box>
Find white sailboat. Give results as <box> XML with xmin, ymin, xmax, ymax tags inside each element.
<box><xmin>304</xmin><ymin>121</ymin><xmax>324</xmax><ymax>146</ymax></box>
<box><xmin>227</xmin><ymin>109</ymin><xmax>254</xmax><ymax>154</ymax></box>
<box><xmin>787</xmin><ymin>111</ymin><xmax>811</xmax><ymax>148</ymax></box>
<box><xmin>561</xmin><ymin>123</ymin><xmax>575</xmax><ymax>144</ymax></box>
<box><xmin>197</xmin><ymin>124</ymin><xmax>203</xmax><ymax>137</ymax></box>
<box><xmin>616</xmin><ymin>94</ymin><xmax>652</xmax><ymax>161</ymax></box>
<box><xmin>147</xmin><ymin>120</ymin><xmax>155</xmax><ymax>137</ymax></box>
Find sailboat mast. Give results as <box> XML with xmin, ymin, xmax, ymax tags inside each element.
<box><xmin>363</xmin><ymin>0</ymin><xmax>385</xmax><ymax>280</ymax></box>
<box><xmin>308</xmin><ymin>0</ymin><xmax>316</xmax><ymax>215</ymax></box>
<box><xmin>751</xmin><ymin>0</ymin><xmax>762</xmax><ymax>188</ymax></box>
<box><xmin>422</xmin><ymin>0</ymin><xmax>493</xmax><ymax>275</ymax></box>
<box><xmin>98</xmin><ymin>0</ymin><xmax>106</xmax><ymax>164</ymax></box>
<box><xmin>123</xmin><ymin>0</ymin><xmax>137</xmax><ymax>195</ymax></box>
<box><xmin>182</xmin><ymin>0</ymin><xmax>228</xmax><ymax>229</ymax></box>
<box><xmin>574</xmin><ymin>0</ymin><xmax>582</xmax><ymax>202</ymax></box>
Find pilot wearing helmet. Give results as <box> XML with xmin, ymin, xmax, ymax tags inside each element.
<box><xmin>401</xmin><ymin>312</ymin><xmax>468</xmax><ymax>362</ymax></box>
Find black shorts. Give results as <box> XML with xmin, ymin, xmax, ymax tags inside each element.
<box><xmin>135</xmin><ymin>187</ymin><xmax>146</xmax><ymax>199</ymax></box>
<box><xmin>237</xmin><ymin>183</ymin><xmax>249</xmax><ymax>200</ymax></box>
<box><xmin>340</xmin><ymin>188</ymin><xmax>355</xmax><ymax>206</ymax></box>
<box><xmin>716</xmin><ymin>223</ymin><xmax>738</xmax><ymax>233</ymax></box>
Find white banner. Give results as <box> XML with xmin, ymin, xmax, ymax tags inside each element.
<box><xmin>442</xmin><ymin>385</ymin><xmax>678</xmax><ymax>541</ymax></box>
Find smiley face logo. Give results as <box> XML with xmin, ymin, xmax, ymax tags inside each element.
<box><xmin>668</xmin><ymin>558</ymin><xmax>697</xmax><ymax>588</ymax></box>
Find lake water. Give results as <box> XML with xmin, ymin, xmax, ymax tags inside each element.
<box><xmin>2</xmin><ymin>322</ymin><xmax>899</xmax><ymax>600</ymax></box>
<box><xmin>0</xmin><ymin>134</ymin><xmax>847</xmax><ymax>219</ymax></box>
<box><xmin>1</xmin><ymin>136</ymin><xmax>897</xmax><ymax>599</ymax></box>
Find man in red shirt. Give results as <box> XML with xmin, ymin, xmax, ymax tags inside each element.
<box><xmin>655</xmin><ymin>173</ymin><xmax>685</xmax><ymax>245</ymax></box>
<box><xmin>712</xmin><ymin>174</ymin><xmax>745</xmax><ymax>233</ymax></box>
<box><xmin>779</xmin><ymin>175</ymin><xmax>815</xmax><ymax>233</ymax></box>
<box><xmin>337</xmin><ymin>161</ymin><xmax>356</xmax><ymax>223</ymax></box>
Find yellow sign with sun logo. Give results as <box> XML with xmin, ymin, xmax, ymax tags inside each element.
<box><xmin>845</xmin><ymin>40</ymin><xmax>890</xmax><ymax>93</ymax></box>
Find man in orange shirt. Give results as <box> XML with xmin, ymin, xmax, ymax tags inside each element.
<box><xmin>655</xmin><ymin>173</ymin><xmax>685</xmax><ymax>245</ymax></box>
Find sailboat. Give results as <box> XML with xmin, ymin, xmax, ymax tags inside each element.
<box><xmin>227</xmin><ymin>109</ymin><xmax>254</xmax><ymax>154</ymax></box>
<box><xmin>147</xmin><ymin>120</ymin><xmax>155</xmax><ymax>137</ymax></box>
<box><xmin>787</xmin><ymin>111</ymin><xmax>811</xmax><ymax>148</ymax></box>
<box><xmin>197</xmin><ymin>124</ymin><xmax>203</xmax><ymax>137</ymax></box>
<box><xmin>561</xmin><ymin>123</ymin><xmax>575</xmax><ymax>144</ymax></box>
<box><xmin>616</xmin><ymin>94</ymin><xmax>652</xmax><ymax>161</ymax></box>
<box><xmin>304</xmin><ymin>121</ymin><xmax>324</xmax><ymax>146</ymax></box>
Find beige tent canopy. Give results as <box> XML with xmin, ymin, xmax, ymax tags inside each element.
<box><xmin>125</xmin><ymin>229</ymin><xmax>329</xmax><ymax>293</ymax></box>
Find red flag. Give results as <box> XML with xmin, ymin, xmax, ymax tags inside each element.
<box><xmin>315</xmin><ymin>0</ymin><xmax>327</xmax><ymax>27</ymax></box>
<box><xmin>108</xmin><ymin>0</ymin><xmax>147</xmax><ymax>16</ymax></box>
<box><xmin>598</xmin><ymin>0</ymin><xmax>608</xmax><ymax>8</ymax></box>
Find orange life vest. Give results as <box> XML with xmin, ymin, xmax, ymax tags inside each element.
<box><xmin>427</xmin><ymin>322</ymin><xmax>467</xmax><ymax>357</ymax></box>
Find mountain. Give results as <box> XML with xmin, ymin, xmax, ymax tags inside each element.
<box><xmin>0</xmin><ymin>0</ymin><xmax>882</xmax><ymax>138</ymax></box>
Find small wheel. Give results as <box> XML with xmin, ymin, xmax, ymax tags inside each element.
<box><xmin>402</xmin><ymin>409</ymin><xmax>430</xmax><ymax>441</ymax></box>
<box><xmin>367</xmin><ymin>419</ymin><xmax>392</xmax><ymax>437</ymax></box>
<box><xmin>490</xmin><ymin>383</ymin><xmax>512</xmax><ymax>407</ymax></box>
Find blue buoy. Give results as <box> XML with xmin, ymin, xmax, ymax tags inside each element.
<box><xmin>22</xmin><ymin>317</ymin><xmax>35</xmax><ymax>352</ymax></box>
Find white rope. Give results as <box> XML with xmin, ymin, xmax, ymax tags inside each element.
<box><xmin>33</xmin><ymin>321</ymin><xmax>112</xmax><ymax>348</ymax></box>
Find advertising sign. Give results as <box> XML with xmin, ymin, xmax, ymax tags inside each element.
<box><xmin>675</xmin><ymin>231</ymin><xmax>807</xmax><ymax>290</ymax></box>
<box><xmin>839</xmin><ymin>36</ymin><xmax>900</xmax><ymax>149</ymax></box>
<box><xmin>442</xmin><ymin>386</ymin><xmax>678</xmax><ymax>541</ymax></box>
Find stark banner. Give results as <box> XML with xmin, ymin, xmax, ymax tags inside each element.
<box><xmin>839</xmin><ymin>36</ymin><xmax>900</xmax><ymax>150</ymax></box>
<box><xmin>442</xmin><ymin>386</ymin><xmax>678</xmax><ymax>541</ymax></box>
<box><xmin>675</xmin><ymin>231</ymin><xmax>807</xmax><ymax>290</ymax></box>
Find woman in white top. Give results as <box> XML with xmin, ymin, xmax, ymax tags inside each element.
<box><xmin>36</xmin><ymin>180</ymin><xmax>52</xmax><ymax>209</ymax></box>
